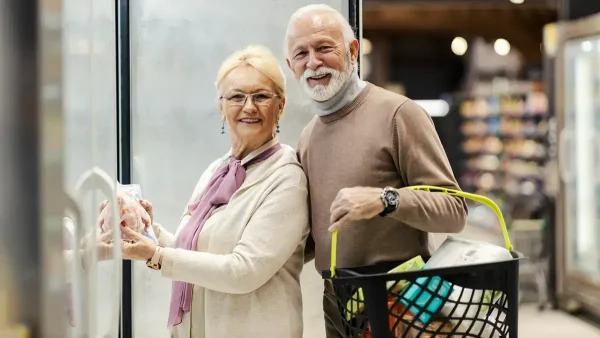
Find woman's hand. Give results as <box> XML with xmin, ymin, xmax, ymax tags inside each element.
<box><xmin>80</xmin><ymin>229</ymin><xmax>115</xmax><ymax>265</ymax></box>
<box><xmin>95</xmin><ymin>230</ymin><xmax>116</xmax><ymax>261</ymax></box>
<box><xmin>121</xmin><ymin>226</ymin><xmax>157</xmax><ymax>261</ymax></box>
<box><xmin>138</xmin><ymin>199</ymin><xmax>154</xmax><ymax>229</ymax></box>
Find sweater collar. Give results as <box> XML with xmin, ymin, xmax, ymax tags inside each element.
<box><xmin>318</xmin><ymin>82</ymin><xmax>373</xmax><ymax>124</ymax></box>
<box><xmin>311</xmin><ymin>72</ymin><xmax>367</xmax><ymax>117</ymax></box>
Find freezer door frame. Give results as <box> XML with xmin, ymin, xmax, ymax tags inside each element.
<box><xmin>0</xmin><ymin>0</ymin><xmax>67</xmax><ymax>336</ymax></box>
<box><xmin>555</xmin><ymin>11</ymin><xmax>600</xmax><ymax>318</ymax></box>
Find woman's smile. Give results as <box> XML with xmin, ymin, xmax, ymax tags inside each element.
<box><xmin>239</xmin><ymin>118</ymin><xmax>262</xmax><ymax>124</ymax></box>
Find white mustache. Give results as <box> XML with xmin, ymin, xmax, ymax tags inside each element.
<box><xmin>301</xmin><ymin>67</ymin><xmax>338</xmax><ymax>82</ymax></box>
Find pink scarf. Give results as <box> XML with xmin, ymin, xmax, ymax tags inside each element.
<box><xmin>168</xmin><ymin>143</ymin><xmax>281</xmax><ymax>327</ymax></box>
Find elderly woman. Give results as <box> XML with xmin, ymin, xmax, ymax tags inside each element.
<box><xmin>104</xmin><ymin>45</ymin><xmax>309</xmax><ymax>338</ymax></box>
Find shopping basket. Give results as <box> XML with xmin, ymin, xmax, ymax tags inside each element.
<box><xmin>321</xmin><ymin>185</ymin><xmax>522</xmax><ymax>338</ymax></box>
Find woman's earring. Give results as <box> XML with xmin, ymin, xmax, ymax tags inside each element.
<box><xmin>220</xmin><ymin>122</ymin><xmax>225</xmax><ymax>134</ymax></box>
<box><xmin>276</xmin><ymin>124</ymin><xmax>280</xmax><ymax>133</ymax></box>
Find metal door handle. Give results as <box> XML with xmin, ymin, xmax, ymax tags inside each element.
<box><xmin>64</xmin><ymin>191</ymin><xmax>87</xmax><ymax>336</ymax></box>
<box><xmin>596</xmin><ymin>134</ymin><xmax>600</xmax><ymax>184</ymax></box>
<box><xmin>558</xmin><ymin>129</ymin><xmax>573</xmax><ymax>183</ymax></box>
<box><xmin>74</xmin><ymin>167</ymin><xmax>121</xmax><ymax>338</ymax></box>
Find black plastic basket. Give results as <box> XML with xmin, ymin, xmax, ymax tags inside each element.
<box><xmin>321</xmin><ymin>186</ymin><xmax>523</xmax><ymax>338</ymax></box>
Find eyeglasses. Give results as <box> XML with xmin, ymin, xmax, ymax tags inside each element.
<box><xmin>220</xmin><ymin>91</ymin><xmax>279</xmax><ymax>107</ymax></box>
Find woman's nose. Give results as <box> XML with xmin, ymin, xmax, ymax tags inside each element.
<box><xmin>242</xmin><ymin>97</ymin><xmax>258</xmax><ymax>113</ymax></box>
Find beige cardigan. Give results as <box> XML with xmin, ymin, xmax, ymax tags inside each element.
<box><xmin>153</xmin><ymin>140</ymin><xmax>310</xmax><ymax>338</ymax></box>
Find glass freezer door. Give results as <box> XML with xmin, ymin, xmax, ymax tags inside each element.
<box><xmin>62</xmin><ymin>0</ymin><xmax>123</xmax><ymax>336</ymax></box>
<box><xmin>562</xmin><ymin>36</ymin><xmax>600</xmax><ymax>278</ymax></box>
<box><xmin>127</xmin><ymin>1</ymin><xmax>351</xmax><ymax>336</ymax></box>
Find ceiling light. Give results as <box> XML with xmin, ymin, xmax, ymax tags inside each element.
<box><xmin>451</xmin><ymin>37</ymin><xmax>468</xmax><ymax>56</ymax></box>
<box><xmin>509</xmin><ymin>0</ymin><xmax>524</xmax><ymax>4</ymax></box>
<box><xmin>494</xmin><ymin>38</ymin><xmax>511</xmax><ymax>56</ymax></box>
<box><xmin>414</xmin><ymin>100</ymin><xmax>450</xmax><ymax>117</ymax></box>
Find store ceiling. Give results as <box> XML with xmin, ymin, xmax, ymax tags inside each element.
<box><xmin>363</xmin><ymin>0</ymin><xmax>559</xmax><ymax>64</ymax></box>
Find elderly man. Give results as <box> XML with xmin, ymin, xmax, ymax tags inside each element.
<box><xmin>285</xmin><ymin>4</ymin><xmax>469</xmax><ymax>337</ymax></box>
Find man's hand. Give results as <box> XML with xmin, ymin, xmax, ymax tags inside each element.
<box><xmin>329</xmin><ymin>187</ymin><xmax>385</xmax><ymax>232</ymax></box>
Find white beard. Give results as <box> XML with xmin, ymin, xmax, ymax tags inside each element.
<box><xmin>299</xmin><ymin>57</ymin><xmax>354</xmax><ymax>102</ymax></box>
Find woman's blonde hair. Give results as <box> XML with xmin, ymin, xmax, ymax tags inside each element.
<box><xmin>215</xmin><ymin>45</ymin><xmax>286</xmax><ymax>97</ymax></box>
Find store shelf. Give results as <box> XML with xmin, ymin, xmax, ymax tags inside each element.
<box><xmin>458</xmin><ymin>85</ymin><xmax>549</xmax><ymax>213</ymax></box>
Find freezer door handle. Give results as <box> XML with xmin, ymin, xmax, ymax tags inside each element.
<box><xmin>74</xmin><ymin>167</ymin><xmax>122</xmax><ymax>337</ymax></box>
<box><xmin>558</xmin><ymin>129</ymin><xmax>573</xmax><ymax>183</ymax></box>
<box><xmin>596</xmin><ymin>134</ymin><xmax>600</xmax><ymax>184</ymax></box>
<box><xmin>64</xmin><ymin>190</ymin><xmax>87</xmax><ymax>336</ymax></box>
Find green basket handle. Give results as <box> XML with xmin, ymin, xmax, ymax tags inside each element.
<box><xmin>329</xmin><ymin>185</ymin><xmax>514</xmax><ymax>278</ymax></box>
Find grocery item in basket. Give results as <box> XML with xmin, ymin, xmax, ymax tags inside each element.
<box><xmin>426</xmin><ymin>237</ymin><xmax>512</xmax><ymax>267</ymax></box>
<box><xmin>365</xmin><ymin>299</ymin><xmax>455</xmax><ymax>338</ymax></box>
<box><xmin>392</xmin><ymin>307</ymin><xmax>455</xmax><ymax>337</ymax></box>
<box><xmin>424</xmin><ymin>236</ymin><xmax>513</xmax><ymax>337</ymax></box>
<box><xmin>344</xmin><ymin>256</ymin><xmax>425</xmax><ymax>321</ymax></box>
<box><xmin>398</xmin><ymin>275</ymin><xmax>453</xmax><ymax>324</ymax></box>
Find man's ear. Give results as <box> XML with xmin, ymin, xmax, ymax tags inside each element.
<box><xmin>286</xmin><ymin>58</ymin><xmax>292</xmax><ymax>72</ymax></box>
<box><xmin>349</xmin><ymin>39</ymin><xmax>360</xmax><ymax>65</ymax></box>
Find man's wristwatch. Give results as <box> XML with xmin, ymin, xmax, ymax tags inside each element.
<box><xmin>146</xmin><ymin>246</ymin><xmax>163</xmax><ymax>270</ymax></box>
<box><xmin>379</xmin><ymin>187</ymin><xmax>400</xmax><ymax>217</ymax></box>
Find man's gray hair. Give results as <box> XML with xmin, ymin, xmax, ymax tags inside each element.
<box><xmin>283</xmin><ymin>4</ymin><xmax>356</xmax><ymax>59</ymax></box>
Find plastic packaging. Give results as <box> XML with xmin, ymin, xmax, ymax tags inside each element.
<box><xmin>424</xmin><ymin>237</ymin><xmax>513</xmax><ymax>337</ymax></box>
<box><xmin>99</xmin><ymin>183</ymin><xmax>157</xmax><ymax>243</ymax></box>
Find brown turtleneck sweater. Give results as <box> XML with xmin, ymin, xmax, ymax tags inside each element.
<box><xmin>297</xmin><ymin>83</ymin><xmax>468</xmax><ymax>272</ymax></box>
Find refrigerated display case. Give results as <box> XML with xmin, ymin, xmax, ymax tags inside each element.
<box><xmin>2</xmin><ymin>1</ymin><xmax>364</xmax><ymax>336</ymax></box>
<box><xmin>555</xmin><ymin>12</ymin><xmax>600</xmax><ymax>318</ymax></box>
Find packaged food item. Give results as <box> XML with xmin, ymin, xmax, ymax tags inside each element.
<box><xmin>355</xmin><ymin>238</ymin><xmax>512</xmax><ymax>337</ymax></box>
<box><xmin>118</xmin><ymin>183</ymin><xmax>142</xmax><ymax>200</ymax></box>
<box><xmin>364</xmin><ymin>299</ymin><xmax>454</xmax><ymax>338</ymax></box>
<box><xmin>391</xmin><ymin>304</ymin><xmax>455</xmax><ymax>338</ymax></box>
<box><xmin>426</xmin><ymin>237</ymin><xmax>512</xmax><ymax>268</ymax></box>
<box><xmin>398</xmin><ymin>275</ymin><xmax>453</xmax><ymax>324</ymax></box>
<box><xmin>419</xmin><ymin>237</ymin><xmax>512</xmax><ymax>337</ymax></box>
<box><xmin>99</xmin><ymin>184</ymin><xmax>156</xmax><ymax>242</ymax></box>
<box><xmin>345</xmin><ymin>256</ymin><xmax>425</xmax><ymax>320</ymax></box>
<box><xmin>99</xmin><ymin>190</ymin><xmax>148</xmax><ymax>234</ymax></box>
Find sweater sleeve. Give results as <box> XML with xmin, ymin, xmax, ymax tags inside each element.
<box><xmin>159</xmin><ymin>183</ymin><xmax>310</xmax><ymax>294</ymax></box>
<box><xmin>153</xmin><ymin>222</ymin><xmax>178</xmax><ymax>248</ymax></box>
<box><xmin>296</xmin><ymin>130</ymin><xmax>316</xmax><ymax>264</ymax></box>
<box><xmin>389</xmin><ymin>99</ymin><xmax>468</xmax><ymax>233</ymax></box>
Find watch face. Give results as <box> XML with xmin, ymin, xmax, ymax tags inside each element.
<box><xmin>385</xmin><ymin>190</ymin><xmax>399</xmax><ymax>205</ymax></box>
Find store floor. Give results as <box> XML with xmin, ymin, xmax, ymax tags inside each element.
<box><xmin>300</xmin><ymin>225</ymin><xmax>600</xmax><ymax>338</ymax></box>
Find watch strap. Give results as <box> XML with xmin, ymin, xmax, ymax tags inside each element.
<box><xmin>379</xmin><ymin>187</ymin><xmax>399</xmax><ymax>217</ymax></box>
<box><xmin>146</xmin><ymin>246</ymin><xmax>163</xmax><ymax>270</ymax></box>
<box><xmin>380</xmin><ymin>204</ymin><xmax>397</xmax><ymax>217</ymax></box>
